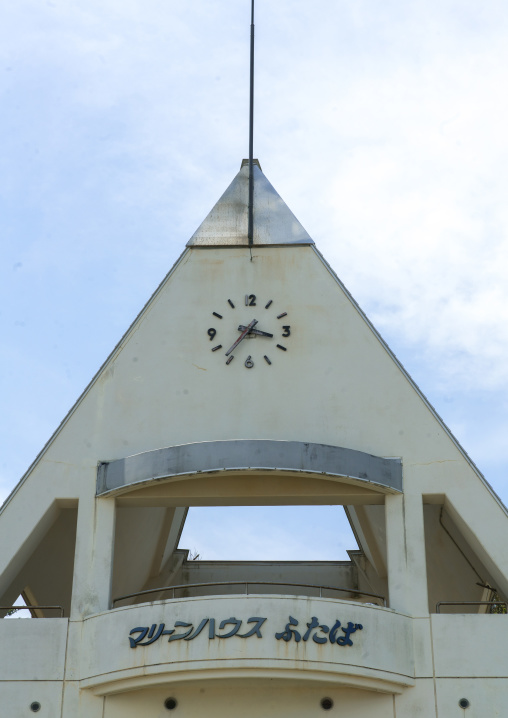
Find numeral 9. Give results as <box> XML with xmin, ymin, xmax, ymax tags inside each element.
<box><xmin>207</xmin><ymin>328</ymin><xmax>216</xmax><ymax>341</ymax></box>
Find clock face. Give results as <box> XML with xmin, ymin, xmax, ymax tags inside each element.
<box><xmin>206</xmin><ymin>294</ymin><xmax>291</xmax><ymax>368</ymax></box>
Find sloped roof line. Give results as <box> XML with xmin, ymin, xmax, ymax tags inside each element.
<box><xmin>0</xmin><ymin>249</ymin><xmax>191</xmax><ymax>514</ymax></box>
<box><xmin>310</xmin><ymin>245</ymin><xmax>507</xmax><ymax>516</ymax></box>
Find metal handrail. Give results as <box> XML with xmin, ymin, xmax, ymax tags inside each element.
<box><xmin>113</xmin><ymin>581</ymin><xmax>386</xmax><ymax>608</ymax></box>
<box><xmin>1</xmin><ymin>605</ymin><xmax>64</xmax><ymax>618</ymax></box>
<box><xmin>436</xmin><ymin>601</ymin><xmax>508</xmax><ymax>614</ymax></box>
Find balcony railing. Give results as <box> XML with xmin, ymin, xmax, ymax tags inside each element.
<box><xmin>436</xmin><ymin>600</ymin><xmax>507</xmax><ymax>614</ymax></box>
<box><xmin>0</xmin><ymin>605</ymin><xmax>64</xmax><ymax>618</ymax></box>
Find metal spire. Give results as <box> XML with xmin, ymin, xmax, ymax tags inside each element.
<box><xmin>248</xmin><ymin>0</ymin><xmax>255</xmax><ymax>246</ymax></box>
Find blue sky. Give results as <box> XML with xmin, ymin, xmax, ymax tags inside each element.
<box><xmin>1</xmin><ymin>1</ymin><xmax>507</xmax><ymax>560</ymax></box>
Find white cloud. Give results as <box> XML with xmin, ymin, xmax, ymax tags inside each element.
<box><xmin>1</xmin><ymin>0</ymin><xmax>507</xmax><ymax>524</ymax></box>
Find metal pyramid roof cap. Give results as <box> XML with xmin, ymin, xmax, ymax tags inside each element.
<box><xmin>187</xmin><ymin>160</ymin><xmax>314</xmax><ymax>246</ymax></box>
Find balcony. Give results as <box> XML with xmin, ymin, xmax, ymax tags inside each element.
<box><xmin>78</xmin><ymin>593</ymin><xmax>414</xmax><ymax>696</ymax></box>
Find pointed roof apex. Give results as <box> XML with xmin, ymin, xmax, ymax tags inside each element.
<box><xmin>187</xmin><ymin>160</ymin><xmax>314</xmax><ymax>247</ymax></box>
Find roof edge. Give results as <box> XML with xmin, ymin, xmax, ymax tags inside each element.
<box><xmin>0</xmin><ymin>248</ymin><xmax>192</xmax><ymax>516</ymax></box>
<box><xmin>310</xmin><ymin>245</ymin><xmax>508</xmax><ymax>517</ymax></box>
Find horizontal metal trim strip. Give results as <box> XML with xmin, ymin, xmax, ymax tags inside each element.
<box><xmin>97</xmin><ymin>440</ymin><xmax>402</xmax><ymax>496</ymax></box>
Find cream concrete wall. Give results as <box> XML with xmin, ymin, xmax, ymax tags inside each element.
<box><xmin>431</xmin><ymin>615</ymin><xmax>508</xmax><ymax>677</ymax></box>
<box><xmin>16</xmin><ymin>249</ymin><xmax>468</xmax><ymax>459</ymax></box>
<box><xmin>0</xmin><ymin>681</ymin><xmax>64</xmax><ymax>718</ymax></box>
<box><xmin>423</xmin><ymin>505</ymin><xmax>496</xmax><ymax>613</ymax></box>
<box><xmin>0</xmin><ymin>470</ymin><xmax>79</xmax><ymax>601</ymax></box>
<box><xmin>435</xmin><ymin>678</ymin><xmax>508</xmax><ymax>717</ymax></box>
<box><xmin>3</xmin><ymin>245</ymin><xmax>495</xmax><ymax>486</ymax></box>
<box><xmin>3</xmin><ymin>244</ymin><xmax>505</xmax><ymax>608</ymax></box>
<box><xmin>170</xmin><ymin>560</ymin><xmax>357</xmax><ymax>597</ymax></box>
<box><xmin>112</xmin><ymin>506</ymin><xmax>169</xmax><ymax>598</ymax></box>
<box><xmin>2</xmin><ymin>608</ymin><xmax>508</xmax><ymax>717</ymax></box>
<box><xmin>2</xmin><ymin>243</ymin><xmax>508</xmax><ymax>717</ymax></box>
<box><xmin>0</xmin><ymin>508</ymin><xmax>77</xmax><ymax>615</ymax></box>
<box><xmin>0</xmin><ymin>618</ymin><xmax>68</xmax><ymax>680</ymax></box>
<box><xmin>0</xmin><ymin>619</ymin><xmax>67</xmax><ymax>717</ymax></box>
<box><xmin>74</xmin><ymin>597</ymin><xmax>414</xmax><ymax>695</ymax></box>
<box><xmin>103</xmin><ymin>681</ymin><xmax>396</xmax><ymax>718</ymax></box>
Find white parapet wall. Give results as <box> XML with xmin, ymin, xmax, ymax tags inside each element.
<box><xmin>2</xmin><ymin>603</ymin><xmax>508</xmax><ymax>717</ymax></box>
<box><xmin>77</xmin><ymin>596</ymin><xmax>414</xmax><ymax>695</ymax></box>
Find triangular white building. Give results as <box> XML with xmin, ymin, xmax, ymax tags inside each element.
<box><xmin>1</xmin><ymin>160</ymin><xmax>506</xmax><ymax>717</ymax></box>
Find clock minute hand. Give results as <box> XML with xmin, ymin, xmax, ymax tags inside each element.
<box><xmin>225</xmin><ymin>319</ymin><xmax>258</xmax><ymax>356</ymax></box>
<box><xmin>237</xmin><ymin>324</ymin><xmax>273</xmax><ymax>338</ymax></box>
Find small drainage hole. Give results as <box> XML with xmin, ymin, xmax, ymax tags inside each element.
<box><xmin>164</xmin><ymin>698</ymin><xmax>178</xmax><ymax>710</ymax></box>
<box><xmin>321</xmin><ymin>698</ymin><xmax>334</xmax><ymax>710</ymax></box>
<box><xmin>459</xmin><ymin>698</ymin><xmax>470</xmax><ymax>709</ymax></box>
<box><xmin>30</xmin><ymin>703</ymin><xmax>41</xmax><ymax>713</ymax></box>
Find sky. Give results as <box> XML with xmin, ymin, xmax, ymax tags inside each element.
<box><xmin>1</xmin><ymin>0</ymin><xmax>507</xmax><ymax>561</ymax></box>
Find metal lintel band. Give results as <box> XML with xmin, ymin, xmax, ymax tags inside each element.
<box><xmin>96</xmin><ymin>440</ymin><xmax>402</xmax><ymax>496</ymax></box>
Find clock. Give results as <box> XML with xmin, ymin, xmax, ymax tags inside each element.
<box><xmin>206</xmin><ymin>294</ymin><xmax>291</xmax><ymax>368</ymax></box>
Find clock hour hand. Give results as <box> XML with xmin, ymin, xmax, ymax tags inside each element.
<box><xmin>237</xmin><ymin>324</ymin><xmax>273</xmax><ymax>338</ymax></box>
<box><xmin>225</xmin><ymin>319</ymin><xmax>258</xmax><ymax>356</ymax></box>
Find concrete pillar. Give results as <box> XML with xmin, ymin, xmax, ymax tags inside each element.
<box><xmin>70</xmin><ymin>494</ymin><xmax>116</xmax><ymax>619</ymax></box>
<box><xmin>404</xmin><ymin>491</ymin><xmax>429</xmax><ymax>616</ymax></box>
<box><xmin>385</xmin><ymin>494</ymin><xmax>407</xmax><ymax>612</ymax></box>
<box><xmin>385</xmin><ymin>492</ymin><xmax>429</xmax><ymax>616</ymax></box>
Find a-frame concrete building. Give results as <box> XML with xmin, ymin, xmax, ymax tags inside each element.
<box><xmin>1</xmin><ymin>159</ymin><xmax>507</xmax><ymax>717</ymax></box>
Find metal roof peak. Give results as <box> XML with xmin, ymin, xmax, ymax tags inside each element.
<box><xmin>187</xmin><ymin>161</ymin><xmax>314</xmax><ymax>247</ymax></box>
<box><xmin>240</xmin><ymin>158</ymin><xmax>262</xmax><ymax>171</ymax></box>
